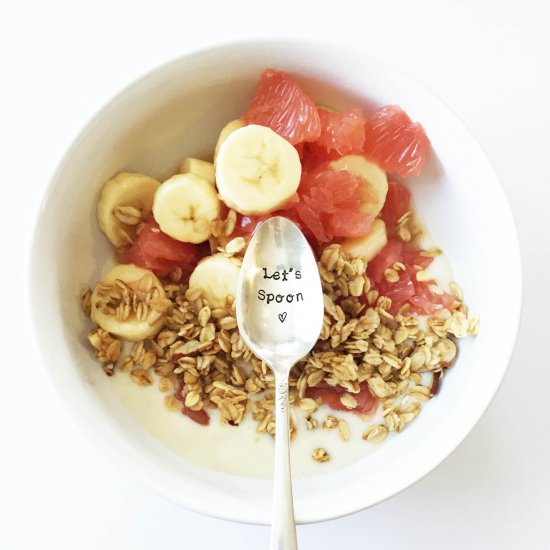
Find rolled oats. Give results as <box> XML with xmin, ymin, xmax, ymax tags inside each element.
<box><xmin>223</xmin><ymin>209</ymin><xmax>237</xmax><ymax>236</ymax></box>
<box><xmin>445</xmin><ymin>311</ymin><xmax>469</xmax><ymax>338</ymax></box>
<box><xmin>131</xmin><ymin>369</ymin><xmax>153</xmax><ymax>386</ymax></box>
<box><xmin>159</xmin><ymin>377</ymin><xmax>172</xmax><ymax>392</ymax></box>
<box><xmin>340</xmin><ymin>393</ymin><xmax>358</xmax><ymax>409</ymax></box>
<box><xmin>80</xmin><ymin>288</ymin><xmax>92</xmax><ymax>316</ymax></box>
<box><xmin>119</xmin><ymin>356</ymin><xmax>134</xmax><ymax>373</ymax></box>
<box><xmin>102</xmin><ymin>363</ymin><xmax>115</xmax><ymax>376</ymax></box>
<box><xmin>409</xmin><ymin>385</ymin><xmax>431</xmax><ymax>401</ymax></box>
<box><xmin>468</xmin><ymin>315</ymin><xmax>480</xmax><ymax>336</ymax></box>
<box><xmin>305</xmin><ymin>415</ymin><xmax>318</xmax><ymax>430</ymax></box>
<box><xmin>348</xmin><ymin>275</ymin><xmax>365</xmax><ymax>297</ymax></box>
<box><xmin>337</xmin><ymin>419</ymin><xmax>350</xmax><ymax>441</ymax></box>
<box><xmin>312</xmin><ymin>448</ymin><xmax>330</xmax><ymax>463</ymax></box>
<box><xmin>323</xmin><ymin>415</ymin><xmax>339</xmax><ymax>430</ymax></box>
<box><xmin>225</xmin><ymin>237</ymin><xmax>246</xmax><ymax>255</ymax></box>
<box><xmin>449</xmin><ymin>281</ymin><xmax>463</xmax><ymax>301</ymax></box>
<box><xmin>83</xmin><ymin>232</ymin><xmax>477</xmax><ymax>447</ymax></box>
<box><xmin>297</xmin><ymin>398</ymin><xmax>319</xmax><ymax>414</ymax></box>
<box><xmin>415</xmin><ymin>270</ymin><xmax>432</xmax><ymax>282</ymax></box>
<box><xmin>384</xmin><ymin>268</ymin><xmax>400</xmax><ymax>283</ymax></box>
<box><xmin>88</xmin><ymin>328</ymin><xmax>121</xmax><ymax>363</ymax></box>
<box><xmin>362</xmin><ymin>424</ymin><xmax>388</xmax><ymax>444</ymax></box>
<box><xmin>400</xmin><ymin>401</ymin><xmax>421</xmax><ymax>423</ymax></box>
<box><xmin>164</xmin><ymin>395</ymin><xmax>181</xmax><ymax>412</ymax></box>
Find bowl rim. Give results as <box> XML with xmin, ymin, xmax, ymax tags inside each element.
<box><xmin>29</xmin><ymin>38</ymin><xmax>523</xmax><ymax>525</ymax></box>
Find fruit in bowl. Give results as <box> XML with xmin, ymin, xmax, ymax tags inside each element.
<box><xmin>31</xmin><ymin>43</ymin><xmax>521</xmax><ymax>524</ymax></box>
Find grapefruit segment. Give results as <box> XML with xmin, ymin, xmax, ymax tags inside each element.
<box><xmin>306</xmin><ymin>382</ymin><xmax>378</xmax><ymax>415</ymax></box>
<box><xmin>363</xmin><ymin>105</ymin><xmax>430</xmax><ymax>177</ymax></box>
<box><xmin>243</xmin><ymin>69</ymin><xmax>321</xmax><ymax>145</ymax></box>
<box><xmin>327</xmin><ymin>210</ymin><xmax>374</xmax><ymax>238</ymax></box>
<box><xmin>367</xmin><ymin>237</ymin><xmax>455</xmax><ymax>315</ymax></box>
<box><xmin>182</xmin><ymin>407</ymin><xmax>210</xmax><ymax>426</ymax></box>
<box><xmin>288</xmin><ymin>165</ymin><xmax>374</xmax><ymax>245</ymax></box>
<box><xmin>380</xmin><ymin>180</ymin><xmax>411</xmax><ymax>233</ymax></box>
<box><xmin>118</xmin><ymin>218</ymin><xmax>206</xmax><ymax>279</ymax></box>
<box><xmin>314</xmin><ymin>107</ymin><xmax>366</xmax><ymax>156</ymax></box>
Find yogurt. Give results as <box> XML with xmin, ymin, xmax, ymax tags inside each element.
<box><xmin>110</xmin><ymin>371</ymin><xmax>382</xmax><ymax>478</ymax></box>
<box><xmin>109</xmin><ymin>229</ymin><xmax>455</xmax><ymax>478</ymax></box>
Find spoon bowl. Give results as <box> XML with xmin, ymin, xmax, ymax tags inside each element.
<box><xmin>237</xmin><ymin>217</ymin><xmax>324</xmax><ymax>367</ymax></box>
<box><xmin>236</xmin><ymin>216</ymin><xmax>324</xmax><ymax>549</ymax></box>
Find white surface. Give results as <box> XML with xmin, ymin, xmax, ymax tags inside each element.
<box><xmin>1</xmin><ymin>0</ymin><xmax>549</xmax><ymax>547</ymax></box>
<box><xmin>29</xmin><ymin>40</ymin><xmax>521</xmax><ymax>524</ymax></box>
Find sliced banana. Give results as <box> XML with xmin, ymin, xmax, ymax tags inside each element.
<box><xmin>179</xmin><ymin>157</ymin><xmax>215</xmax><ymax>185</ymax></box>
<box><xmin>341</xmin><ymin>218</ymin><xmax>388</xmax><ymax>262</ymax></box>
<box><xmin>215</xmin><ymin>125</ymin><xmax>302</xmax><ymax>216</ymax></box>
<box><xmin>330</xmin><ymin>155</ymin><xmax>388</xmax><ymax>217</ymax></box>
<box><xmin>214</xmin><ymin>119</ymin><xmax>246</xmax><ymax>162</ymax></box>
<box><xmin>153</xmin><ymin>173</ymin><xmax>220</xmax><ymax>244</ymax></box>
<box><xmin>91</xmin><ymin>264</ymin><xmax>168</xmax><ymax>341</ymax></box>
<box><xmin>97</xmin><ymin>172</ymin><xmax>160</xmax><ymax>247</ymax></box>
<box><xmin>188</xmin><ymin>254</ymin><xmax>241</xmax><ymax>308</ymax></box>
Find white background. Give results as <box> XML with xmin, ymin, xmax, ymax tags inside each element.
<box><xmin>2</xmin><ymin>0</ymin><xmax>549</xmax><ymax>548</ymax></box>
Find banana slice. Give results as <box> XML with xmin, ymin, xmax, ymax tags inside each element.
<box><xmin>91</xmin><ymin>264</ymin><xmax>169</xmax><ymax>341</ymax></box>
<box><xmin>341</xmin><ymin>218</ymin><xmax>388</xmax><ymax>262</ymax></box>
<box><xmin>179</xmin><ymin>157</ymin><xmax>215</xmax><ymax>185</ymax></box>
<box><xmin>152</xmin><ymin>173</ymin><xmax>220</xmax><ymax>244</ymax></box>
<box><xmin>215</xmin><ymin>125</ymin><xmax>302</xmax><ymax>215</ymax></box>
<box><xmin>188</xmin><ymin>254</ymin><xmax>241</xmax><ymax>308</ymax></box>
<box><xmin>330</xmin><ymin>155</ymin><xmax>388</xmax><ymax>216</ymax></box>
<box><xmin>214</xmin><ymin>119</ymin><xmax>246</xmax><ymax>162</ymax></box>
<box><xmin>97</xmin><ymin>172</ymin><xmax>160</xmax><ymax>247</ymax></box>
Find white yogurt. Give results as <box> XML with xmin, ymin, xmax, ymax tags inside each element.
<box><xmin>110</xmin><ymin>371</ymin><xmax>382</xmax><ymax>478</ymax></box>
<box><xmin>109</xmin><ymin>221</ymin><xmax>455</xmax><ymax>479</ymax></box>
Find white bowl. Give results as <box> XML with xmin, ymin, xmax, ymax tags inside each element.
<box><xmin>30</xmin><ymin>41</ymin><xmax>522</xmax><ymax>524</ymax></box>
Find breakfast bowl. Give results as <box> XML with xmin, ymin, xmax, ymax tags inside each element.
<box><xmin>30</xmin><ymin>41</ymin><xmax>522</xmax><ymax>524</ymax></box>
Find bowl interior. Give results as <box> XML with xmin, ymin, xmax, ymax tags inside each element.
<box><xmin>31</xmin><ymin>42</ymin><xmax>521</xmax><ymax>524</ymax></box>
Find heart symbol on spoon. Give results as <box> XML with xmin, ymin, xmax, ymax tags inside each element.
<box><xmin>278</xmin><ymin>312</ymin><xmax>288</xmax><ymax>323</ymax></box>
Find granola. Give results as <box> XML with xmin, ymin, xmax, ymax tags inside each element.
<box><xmin>83</xmin><ymin>238</ymin><xmax>477</xmax><ymax>458</ymax></box>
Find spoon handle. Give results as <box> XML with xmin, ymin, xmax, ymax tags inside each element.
<box><xmin>270</xmin><ymin>372</ymin><xmax>298</xmax><ymax>550</ymax></box>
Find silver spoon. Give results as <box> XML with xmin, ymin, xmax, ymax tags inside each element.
<box><xmin>236</xmin><ymin>216</ymin><xmax>324</xmax><ymax>550</ymax></box>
